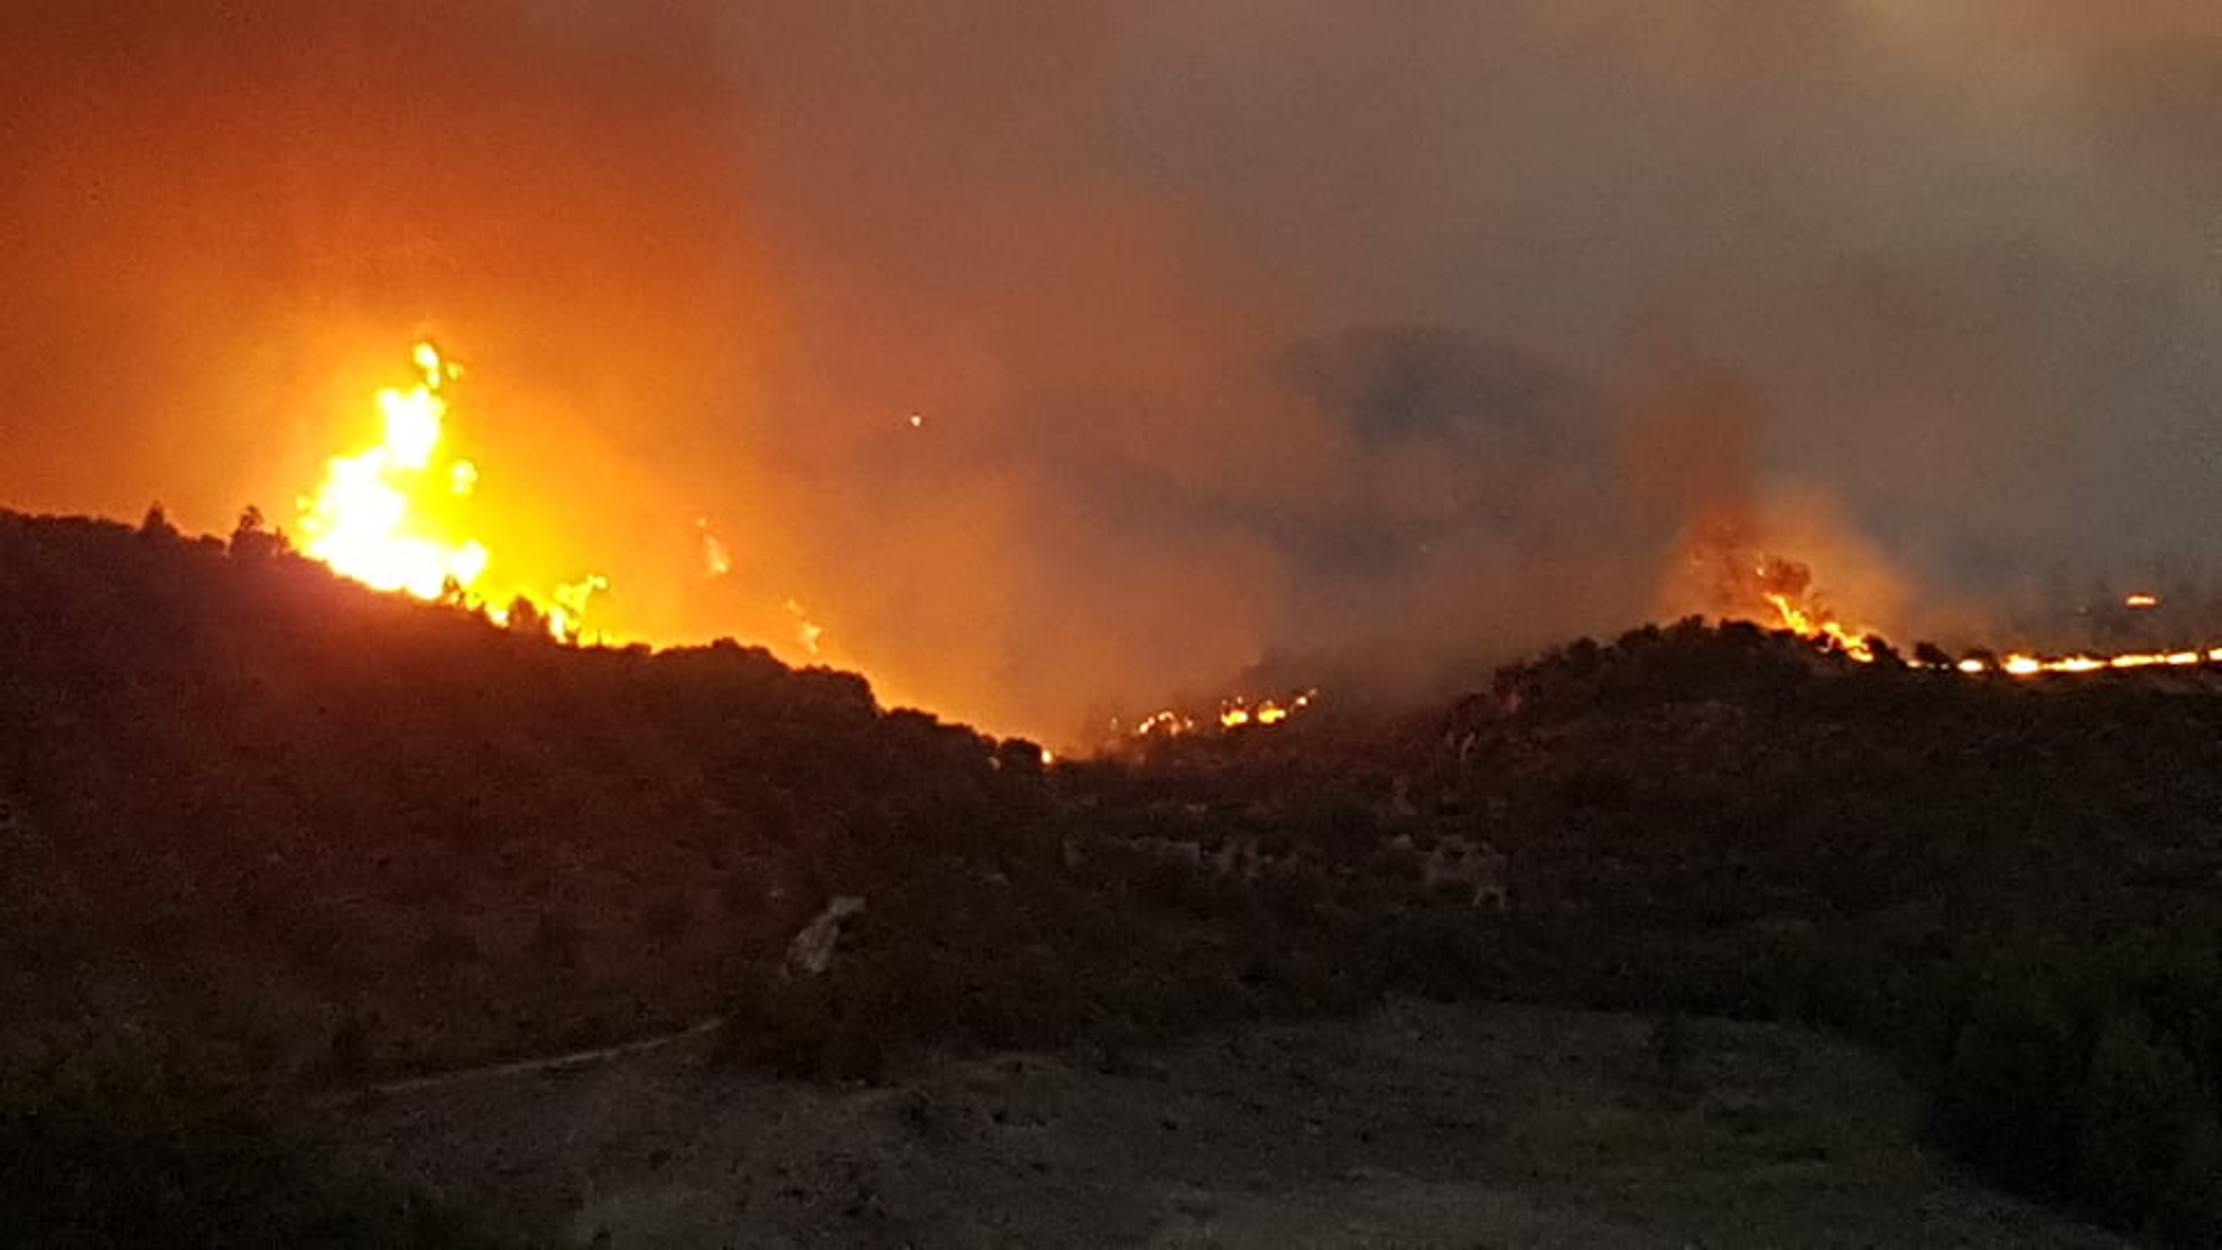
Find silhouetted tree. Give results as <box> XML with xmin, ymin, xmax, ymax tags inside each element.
<box><xmin>227</xmin><ymin>505</ymin><xmax>286</xmax><ymax>561</ymax></box>
<box><xmin>1865</xmin><ymin>635</ymin><xmax>1905</xmax><ymax>669</ymax></box>
<box><xmin>995</xmin><ymin>738</ymin><xmax>1046</xmax><ymax>778</ymax></box>
<box><xmin>503</xmin><ymin>595</ymin><xmax>544</xmax><ymax>637</ymax></box>
<box><xmin>138</xmin><ymin>502</ymin><xmax>176</xmax><ymax>540</ymax></box>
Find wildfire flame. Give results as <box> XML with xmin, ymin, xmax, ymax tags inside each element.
<box><xmin>1745</xmin><ymin>555</ymin><xmax>1878</xmax><ymax>662</ymax></box>
<box><xmin>1130</xmin><ymin>689</ymin><xmax>1317</xmax><ymax>739</ymax></box>
<box><xmin>296</xmin><ymin>342</ymin><xmax>486</xmax><ymax>598</ymax></box>
<box><xmin>292</xmin><ymin>349</ymin><xmax>2222</xmax><ymax>731</ymax></box>
<box><xmin>784</xmin><ymin>598</ymin><xmax>825</xmax><ymax>658</ymax></box>
<box><xmin>698</xmin><ymin>516</ymin><xmax>732</xmax><ymax>578</ymax></box>
<box><xmin>295</xmin><ymin>340</ymin><xmax>604</xmax><ymax>640</ymax></box>
<box><xmin>549</xmin><ymin>573</ymin><xmax>609</xmax><ymax>640</ymax></box>
<box><xmin>1219</xmin><ymin>690</ymin><xmax>1311</xmax><ymax>728</ymax></box>
<box><xmin>1741</xmin><ymin>556</ymin><xmax>2222</xmax><ymax>682</ymax></box>
<box><xmin>1958</xmin><ymin>648</ymin><xmax>2222</xmax><ymax>677</ymax></box>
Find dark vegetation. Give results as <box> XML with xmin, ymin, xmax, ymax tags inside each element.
<box><xmin>0</xmin><ymin>1039</ymin><xmax>508</xmax><ymax>1248</ymax></box>
<box><xmin>5</xmin><ymin>509</ymin><xmax>2222</xmax><ymax>1242</ymax></box>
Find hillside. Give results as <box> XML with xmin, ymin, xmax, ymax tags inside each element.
<box><xmin>0</xmin><ymin>509</ymin><xmax>1050</xmax><ymax>1077</ymax></box>
<box><xmin>4</xmin><ymin>509</ymin><xmax>2220</xmax><ymax>1243</ymax></box>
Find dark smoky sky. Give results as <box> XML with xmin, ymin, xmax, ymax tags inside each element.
<box><xmin>3</xmin><ymin>2</ymin><xmax>2219</xmax><ymax>739</ymax></box>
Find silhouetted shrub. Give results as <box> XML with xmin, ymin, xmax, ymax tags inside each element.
<box><xmin>1936</xmin><ymin>962</ymin><xmax>2088</xmax><ymax>1188</ymax></box>
<box><xmin>2077</xmin><ymin>1014</ymin><xmax>2222</xmax><ymax>1237</ymax></box>
<box><xmin>226</xmin><ymin>504</ymin><xmax>286</xmax><ymax>562</ymax></box>
<box><xmin>1931</xmin><ymin>932</ymin><xmax>2222</xmax><ymax>1243</ymax></box>
<box><xmin>715</xmin><ymin>968</ymin><xmax>836</xmax><ymax>1077</ymax></box>
<box><xmin>138</xmin><ymin>502</ymin><xmax>177</xmax><ymax>540</ymax></box>
<box><xmin>502</xmin><ymin>595</ymin><xmax>545</xmax><ymax>637</ymax></box>
<box><xmin>0</xmin><ymin>1044</ymin><xmax>512</xmax><ymax>1247</ymax></box>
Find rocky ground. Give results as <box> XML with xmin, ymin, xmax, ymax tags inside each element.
<box><xmin>335</xmin><ymin>999</ymin><xmax>2123</xmax><ymax>1248</ymax></box>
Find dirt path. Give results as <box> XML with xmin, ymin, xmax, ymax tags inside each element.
<box><xmin>318</xmin><ymin>1018</ymin><xmax>727</xmax><ymax>1106</ymax></box>
<box><xmin>336</xmin><ymin>999</ymin><xmax>2125</xmax><ymax>1248</ymax></box>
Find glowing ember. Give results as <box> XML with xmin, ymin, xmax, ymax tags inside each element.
<box><xmin>1218</xmin><ymin>690</ymin><xmax>1313</xmax><ymax>729</ymax></box>
<box><xmin>1133</xmin><ymin>709</ymin><xmax>1190</xmax><ymax>737</ymax></box>
<box><xmin>784</xmin><ymin>598</ymin><xmax>825</xmax><ymax>658</ymax></box>
<box><xmin>1130</xmin><ymin>689</ymin><xmax>1316</xmax><ymax>739</ymax></box>
<box><xmin>2125</xmin><ymin>592</ymin><xmax>2160</xmax><ymax>609</ymax></box>
<box><xmin>698</xmin><ymin>517</ymin><xmax>732</xmax><ymax>578</ymax></box>
<box><xmin>295</xmin><ymin>340</ymin><xmax>604</xmax><ymax>639</ymax></box>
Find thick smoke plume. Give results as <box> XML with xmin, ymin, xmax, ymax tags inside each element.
<box><xmin>4</xmin><ymin>3</ymin><xmax>2219</xmax><ymax>740</ymax></box>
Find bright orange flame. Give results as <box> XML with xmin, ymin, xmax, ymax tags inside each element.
<box><xmin>784</xmin><ymin>598</ymin><xmax>825</xmax><ymax>658</ymax></box>
<box><xmin>1758</xmin><ymin>587</ymin><xmax>1876</xmax><ymax>662</ymax></box>
<box><xmin>1134</xmin><ymin>709</ymin><xmax>1190</xmax><ymax>736</ymax></box>
<box><xmin>1731</xmin><ymin>555</ymin><xmax>2222</xmax><ymax>684</ymax></box>
<box><xmin>548</xmin><ymin>573</ymin><xmax>609</xmax><ymax>641</ymax></box>
<box><xmin>296</xmin><ymin>342</ymin><xmax>485</xmax><ymax>599</ymax></box>
<box><xmin>1215</xmin><ymin>690</ymin><xmax>1313</xmax><ymax>729</ymax></box>
<box><xmin>1947</xmin><ymin>646</ymin><xmax>2221</xmax><ymax>678</ymax></box>
<box><xmin>1131</xmin><ymin>689</ymin><xmax>1315</xmax><ymax>739</ymax></box>
<box><xmin>295</xmin><ymin>340</ymin><xmax>604</xmax><ymax>640</ymax></box>
<box><xmin>697</xmin><ymin>517</ymin><xmax>732</xmax><ymax>578</ymax></box>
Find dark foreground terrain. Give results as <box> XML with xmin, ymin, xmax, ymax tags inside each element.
<box><xmin>345</xmin><ymin>999</ymin><xmax>2121</xmax><ymax>1249</ymax></box>
<box><xmin>4</xmin><ymin>508</ymin><xmax>2220</xmax><ymax>1244</ymax></box>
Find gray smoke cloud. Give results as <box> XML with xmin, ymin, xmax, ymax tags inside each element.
<box><xmin>4</xmin><ymin>2</ymin><xmax>2218</xmax><ymax>739</ymax></box>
